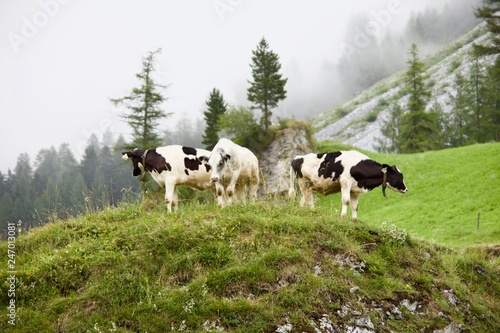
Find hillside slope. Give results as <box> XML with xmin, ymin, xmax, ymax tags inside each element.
<box><xmin>1</xmin><ymin>180</ymin><xmax>499</xmax><ymax>331</ymax></box>
<box><xmin>312</xmin><ymin>24</ymin><xmax>493</xmax><ymax>151</ymax></box>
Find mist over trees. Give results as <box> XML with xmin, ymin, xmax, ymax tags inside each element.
<box><xmin>283</xmin><ymin>0</ymin><xmax>483</xmax><ymax>119</ymax></box>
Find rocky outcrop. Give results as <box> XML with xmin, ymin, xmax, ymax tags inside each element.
<box><xmin>259</xmin><ymin>126</ymin><xmax>313</xmax><ymax>195</ymax></box>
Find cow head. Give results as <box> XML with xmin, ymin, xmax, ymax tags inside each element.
<box><xmin>383</xmin><ymin>165</ymin><xmax>408</xmax><ymax>194</ymax></box>
<box><xmin>200</xmin><ymin>150</ymin><xmax>231</xmax><ymax>183</ymax></box>
<box><xmin>122</xmin><ymin>149</ymin><xmax>146</xmax><ymax>176</ymax></box>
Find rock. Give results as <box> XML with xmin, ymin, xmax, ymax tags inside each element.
<box><xmin>400</xmin><ymin>299</ymin><xmax>418</xmax><ymax>312</ymax></box>
<box><xmin>355</xmin><ymin>317</ymin><xmax>374</xmax><ymax>329</ymax></box>
<box><xmin>443</xmin><ymin>289</ymin><xmax>460</xmax><ymax>306</ymax></box>
<box><xmin>433</xmin><ymin>322</ymin><xmax>464</xmax><ymax>333</ymax></box>
<box><xmin>259</xmin><ymin>126</ymin><xmax>313</xmax><ymax>195</ymax></box>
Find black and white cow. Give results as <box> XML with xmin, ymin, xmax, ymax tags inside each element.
<box><xmin>289</xmin><ymin>150</ymin><xmax>407</xmax><ymax>219</ymax></box>
<box><xmin>122</xmin><ymin>145</ymin><xmax>213</xmax><ymax>212</ymax></box>
<box><xmin>200</xmin><ymin>138</ymin><xmax>259</xmax><ymax>208</ymax></box>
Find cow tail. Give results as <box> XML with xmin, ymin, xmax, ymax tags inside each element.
<box><xmin>288</xmin><ymin>164</ymin><xmax>296</xmax><ymax>199</ymax></box>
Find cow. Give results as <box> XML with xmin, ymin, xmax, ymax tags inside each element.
<box><xmin>289</xmin><ymin>150</ymin><xmax>407</xmax><ymax>220</ymax></box>
<box><xmin>200</xmin><ymin>138</ymin><xmax>259</xmax><ymax>208</ymax></box>
<box><xmin>122</xmin><ymin>145</ymin><xmax>213</xmax><ymax>212</ymax></box>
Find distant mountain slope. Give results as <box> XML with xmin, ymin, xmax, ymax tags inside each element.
<box><xmin>313</xmin><ymin>24</ymin><xmax>494</xmax><ymax>152</ymax></box>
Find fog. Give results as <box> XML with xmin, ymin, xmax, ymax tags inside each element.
<box><xmin>0</xmin><ymin>0</ymin><xmax>480</xmax><ymax>171</ymax></box>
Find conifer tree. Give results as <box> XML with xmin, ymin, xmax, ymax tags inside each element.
<box><xmin>447</xmin><ymin>73</ymin><xmax>471</xmax><ymax>146</ymax></box>
<box><xmin>483</xmin><ymin>57</ymin><xmax>500</xmax><ymax>141</ymax></box>
<box><xmin>399</xmin><ymin>43</ymin><xmax>436</xmax><ymax>153</ymax></box>
<box><xmin>377</xmin><ymin>102</ymin><xmax>403</xmax><ymax>153</ymax></box>
<box><xmin>111</xmin><ymin>49</ymin><xmax>171</xmax><ymax>148</ymax></box>
<box><xmin>474</xmin><ymin>0</ymin><xmax>500</xmax><ymax>57</ymax></box>
<box><xmin>202</xmin><ymin>88</ymin><xmax>227</xmax><ymax>150</ymax></box>
<box><xmin>468</xmin><ymin>50</ymin><xmax>488</xmax><ymax>143</ymax></box>
<box><xmin>474</xmin><ymin>0</ymin><xmax>500</xmax><ymax>142</ymax></box>
<box><xmin>247</xmin><ymin>38</ymin><xmax>288</xmax><ymax>131</ymax></box>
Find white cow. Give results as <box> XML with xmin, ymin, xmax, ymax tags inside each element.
<box><xmin>122</xmin><ymin>145</ymin><xmax>213</xmax><ymax>212</ymax></box>
<box><xmin>200</xmin><ymin>138</ymin><xmax>259</xmax><ymax>207</ymax></box>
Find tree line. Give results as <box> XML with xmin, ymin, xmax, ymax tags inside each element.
<box><xmin>0</xmin><ymin>134</ymin><xmax>139</xmax><ymax>231</ymax></box>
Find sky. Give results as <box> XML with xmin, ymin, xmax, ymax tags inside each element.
<box><xmin>0</xmin><ymin>0</ymin><xmax>442</xmax><ymax>172</ymax></box>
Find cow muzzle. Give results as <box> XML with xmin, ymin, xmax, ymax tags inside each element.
<box><xmin>211</xmin><ymin>176</ymin><xmax>219</xmax><ymax>183</ymax></box>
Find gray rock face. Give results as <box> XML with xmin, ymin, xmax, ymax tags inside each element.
<box><xmin>259</xmin><ymin>126</ymin><xmax>313</xmax><ymax>195</ymax></box>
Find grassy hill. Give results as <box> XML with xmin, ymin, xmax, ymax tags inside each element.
<box><xmin>1</xmin><ymin>144</ymin><xmax>499</xmax><ymax>332</ymax></box>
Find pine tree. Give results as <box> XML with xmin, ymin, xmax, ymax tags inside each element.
<box><xmin>468</xmin><ymin>50</ymin><xmax>488</xmax><ymax>143</ymax></box>
<box><xmin>447</xmin><ymin>73</ymin><xmax>472</xmax><ymax>146</ymax></box>
<box><xmin>247</xmin><ymin>37</ymin><xmax>288</xmax><ymax>131</ymax></box>
<box><xmin>12</xmin><ymin>153</ymin><xmax>34</xmax><ymax>226</ymax></box>
<box><xmin>80</xmin><ymin>144</ymin><xmax>99</xmax><ymax>189</ymax></box>
<box><xmin>399</xmin><ymin>43</ymin><xmax>435</xmax><ymax>153</ymax></box>
<box><xmin>483</xmin><ymin>57</ymin><xmax>500</xmax><ymax>141</ymax></box>
<box><xmin>474</xmin><ymin>0</ymin><xmax>500</xmax><ymax>142</ymax></box>
<box><xmin>474</xmin><ymin>0</ymin><xmax>500</xmax><ymax>57</ymax></box>
<box><xmin>111</xmin><ymin>49</ymin><xmax>171</xmax><ymax>148</ymax></box>
<box><xmin>202</xmin><ymin>88</ymin><xmax>227</xmax><ymax>150</ymax></box>
<box><xmin>377</xmin><ymin>102</ymin><xmax>403</xmax><ymax>153</ymax></box>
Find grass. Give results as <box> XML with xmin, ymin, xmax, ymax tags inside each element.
<box><xmin>0</xmin><ymin>143</ymin><xmax>499</xmax><ymax>332</ymax></box>
<box><xmin>1</xmin><ymin>199</ymin><xmax>499</xmax><ymax>331</ymax></box>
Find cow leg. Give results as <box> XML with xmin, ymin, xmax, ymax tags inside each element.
<box><xmin>164</xmin><ymin>183</ymin><xmax>176</xmax><ymax>213</ymax></box>
<box><xmin>225</xmin><ymin>171</ymin><xmax>240</xmax><ymax>206</ymax></box>
<box><xmin>234</xmin><ymin>182</ymin><xmax>246</xmax><ymax>203</ymax></box>
<box><xmin>298</xmin><ymin>178</ymin><xmax>314</xmax><ymax>208</ymax></box>
<box><xmin>248</xmin><ymin>168</ymin><xmax>259</xmax><ymax>203</ymax></box>
<box><xmin>340</xmin><ymin>186</ymin><xmax>351</xmax><ymax>218</ymax></box>
<box><xmin>248</xmin><ymin>181</ymin><xmax>258</xmax><ymax>203</ymax></box>
<box><xmin>172</xmin><ymin>187</ymin><xmax>179</xmax><ymax>212</ymax></box>
<box><xmin>350</xmin><ymin>193</ymin><xmax>359</xmax><ymax>220</ymax></box>
<box><xmin>215</xmin><ymin>183</ymin><xmax>226</xmax><ymax>208</ymax></box>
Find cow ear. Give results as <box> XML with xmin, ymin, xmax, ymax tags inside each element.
<box><xmin>223</xmin><ymin>153</ymin><xmax>231</xmax><ymax>162</ymax></box>
<box><xmin>122</xmin><ymin>152</ymin><xmax>132</xmax><ymax>161</ymax></box>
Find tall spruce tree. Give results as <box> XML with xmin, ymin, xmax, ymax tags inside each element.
<box><xmin>484</xmin><ymin>57</ymin><xmax>500</xmax><ymax>141</ymax></box>
<box><xmin>474</xmin><ymin>0</ymin><xmax>500</xmax><ymax>142</ymax></box>
<box><xmin>202</xmin><ymin>88</ymin><xmax>227</xmax><ymax>150</ymax></box>
<box><xmin>247</xmin><ymin>37</ymin><xmax>288</xmax><ymax>131</ymax></box>
<box><xmin>111</xmin><ymin>48</ymin><xmax>171</xmax><ymax>148</ymax></box>
<box><xmin>377</xmin><ymin>102</ymin><xmax>403</xmax><ymax>153</ymax></box>
<box><xmin>474</xmin><ymin>0</ymin><xmax>500</xmax><ymax>57</ymax></box>
<box><xmin>447</xmin><ymin>73</ymin><xmax>472</xmax><ymax>146</ymax></box>
<box><xmin>399</xmin><ymin>43</ymin><xmax>436</xmax><ymax>153</ymax></box>
<box><xmin>468</xmin><ymin>50</ymin><xmax>488</xmax><ymax>143</ymax></box>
